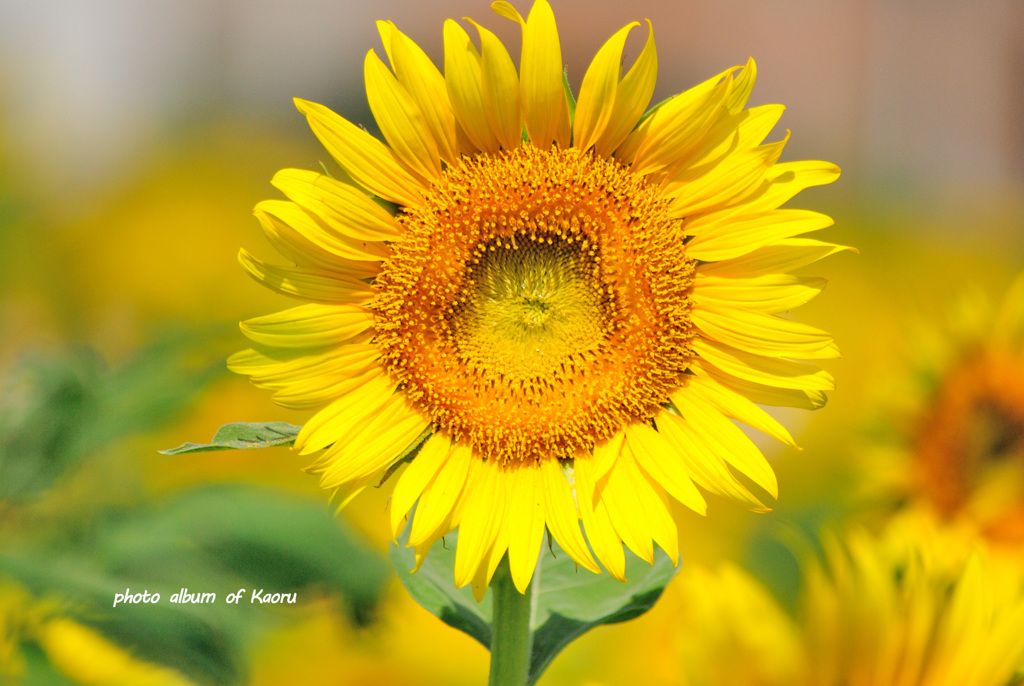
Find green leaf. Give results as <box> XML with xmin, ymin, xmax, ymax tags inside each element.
<box><xmin>390</xmin><ymin>527</ymin><xmax>492</xmax><ymax>648</ymax></box>
<box><xmin>390</xmin><ymin>523</ymin><xmax>679</xmax><ymax>684</ymax></box>
<box><xmin>0</xmin><ymin>334</ymin><xmax>225</xmax><ymax>499</ymax></box>
<box><xmin>0</xmin><ymin>485</ymin><xmax>391</xmax><ymax>685</ymax></box>
<box><xmin>527</xmin><ymin>539</ymin><xmax>678</xmax><ymax>684</ymax></box>
<box><xmin>159</xmin><ymin>421</ymin><xmax>301</xmax><ymax>455</ymax></box>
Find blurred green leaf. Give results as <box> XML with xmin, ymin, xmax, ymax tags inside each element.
<box><xmin>390</xmin><ymin>524</ymin><xmax>679</xmax><ymax>685</ymax></box>
<box><xmin>1</xmin><ymin>485</ymin><xmax>390</xmax><ymax>684</ymax></box>
<box><xmin>159</xmin><ymin>422</ymin><xmax>301</xmax><ymax>455</ymax></box>
<box><xmin>0</xmin><ymin>334</ymin><xmax>225</xmax><ymax>499</ymax></box>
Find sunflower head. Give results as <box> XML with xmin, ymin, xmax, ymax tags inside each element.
<box><xmin>866</xmin><ymin>275</ymin><xmax>1024</xmax><ymax>544</ymax></box>
<box><xmin>230</xmin><ymin>0</ymin><xmax>844</xmax><ymax>597</ymax></box>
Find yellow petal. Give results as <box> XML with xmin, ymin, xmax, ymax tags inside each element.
<box><xmin>227</xmin><ymin>344</ymin><xmax>378</xmax><ymax>389</ymax></box>
<box><xmin>240</xmin><ymin>304</ymin><xmax>374</xmax><ymax>350</ymax></box>
<box><xmin>573</xmin><ymin>22</ymin><xmax>638</xmax><ymax>151</ymax></box>
<box><xmin>471</xmin><ymin>505</ymin><xmax>510</xmax><ymax>602</ymax></box>
<box><xmin>331</xmin><ymin>473</ymin><xmax>379</xmax><ymax>512</ymax></box>
<box><xmin>294</xmin><ymin>98</ymin><xmax>425</xmax><ymax>207</ymax></box>
<box><xmin>620</xmin><ymin>446</ymin><xmax>680</xmax><ymax>563</ymax></box>
<box><xmin>698</xmin><ymin>237</ymin><xmax>855</xmax><ymax>278</ymax></box>
<box><xmin>253</xmin><ymin>207</ymin><xmax>381</xmax><ymax>280</ymax></box>
<box><xmin>507</xmin><ymin>465</ymin><xmax>546</xmax><ymax>592</ymax></box>
<box><xmin>682</xmin><ymin>374</ymin><xmax>799</xmax><ymax>449</ymax></box>
<box><xmin>668</xmin><ymin>393</ymin><xmax>779</xmax><ymax>498</ymax></box>
<box><xmin>229</xmin><ymin>344</ymin><xmax>382</xmax><ymax>410</ymax></box>
<box><xmin>256</xmin><ymin>200</ymin><xmax>390</xmax><ymax>262</ymax></box>
<box><xmin>594</xmin><ymin>20</ymin><xmax>657</xmax><ymax>157</ymax></box>
<box><xmin>743</xmin><ymin>159</ymin><xmax>841</xmax><ymax>212</ymax></box>
<box><xmin>693</xmin><ymin>273</ymin><xmax>827</xmax><ymax>314</ymax></box>
<box><xmin>693</xmin><ymin>337</ymin><xmax>835</xmax><ymax>392</ymax></box>
<box><xmin>444</xmin><ymin>20</ymin><xmax>501</xmax><ymax>153</ymax></box>
<box><xmin>270</xmin><ymin>366</ymin><xmax>385</xmax><ymax>411</ymax></box>
<box><xmin>654</xmin><ymin>409</ymin><xmax>770</xmax><ymax>511</ymax></box>
<box><xmin>271</xmin><ymin>168</ymin><xmax>403</xmax><ymax>242</ymax></box>
<box><xmin>465</xmin><ymin>18</ymin><xmax>522</xmax><ymax>150</ymax></box>
<box><xmin>294</xmin><ymin>372</ymin><xmax>397</xmax><ymax>453</ymax></box>
<box><xmin>409</xmin><ymin>442</ymin><xmax>474</xmax><ymax>546</ymax></box>
<box><xmin>726</xmin><ymin>57</ymin><xmax>757</xmax><ymax>114</ymax></box>
<box><xmin>685</xmin><ymin>209</ymin><xmax>834</xmax><ymax>262</ymax></box>
<box><xmin>693</xmin><ymin>306</ymin><xmax>840</xmax><ymax>360</ymax></box>
<box><xmin>238</xmin><ymin>249</ymin><xmax>374</xmax><ymax>305</ymax></box>
<box><xmin>379</xmin><ymin>21</ymin><xmax>459</xmax><ymax>165</ymax></box>
<box><xmin>665</xmin><ymin>103</ymin><xmax>785</xmax><ymax>181</ymax></box>
<box><xmin>618</xmin><ymin>66</ymin><xmax>735</xmax><ymax>173</ymax></box>
<box><xmin>365</xmin><ymin>49</ymin><xmax>442</xmax><ymax>180</ymax></box>
<box><xmin>599</xmin><ymin>445</ymin><xmax>656</xmax><ymax>563</ymax></box>
<box><xmin>666</xmin><ymin>134</ymin><xmax>790</xmax><ymax>218</ymax></box>
<box><xmin>574</xmin><ymin>458</ymin><xmax>626</xmax><ymax>580</ymax></box>
<box><xmin>390</xmin><ymin>432</ymin><xmax>452</xmax><ymax>539</ymax></box>
<box><xmin>318</xmin><ymin>397</ymin><xmax>431</xmax><ymax>487</ymax></box>
<box><xmin>625</xmin><ymin>422</ymin><xmax>707</xmax><ymax>515</ymax></box>
<box><xmin>454</xmin><ymin>458</ymin><xmax>507</xmax><ymax>588</ymax></box>
<box><xmin>691</xmin><ymin>359</ymin><xmax>828</xmax><ymax>410</ymax></box>
<box><xmin>591</xmin><ymin>430</ymin><xmax>625</xmax><ymax>498</ymax></box>
<box><xmin>540</xmin><ymin>458</ymin><xmax>600</xmax><ymax>573</ymax></box>
<box><xmin>512</xmin><ymin>0</ymin><xmax>571</xmax><ymax>149</ymax></box>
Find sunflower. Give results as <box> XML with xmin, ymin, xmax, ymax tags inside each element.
<box><xmin>863</xmin><ymin>274</ymin><xmax>1024</xmax><ymax>544</ymax></box>
<box><xmin>668</xmin><ymin>512</ymin><xmax>1024</xmax><ymax>686</ymax></box>
<box><xmin>230</xmin><ymin>0</ymin><xmax>844</xmax><ymax>598</ymax></box>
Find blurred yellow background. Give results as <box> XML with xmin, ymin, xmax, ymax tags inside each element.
<box><xmin>1</xmin><ymin>1</ymin><xmax>1022</xmax><ymax>684</ymax></box>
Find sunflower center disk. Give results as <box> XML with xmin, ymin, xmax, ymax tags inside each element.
<box><xmin>371</xmin><ymin>147</ymin><xmax>697</xmax><ymax>463</ymax></box>
<box><xmin>452</xmin><ymin>235</ymin><xmax>609</xmax><ymax>380</ymax></box>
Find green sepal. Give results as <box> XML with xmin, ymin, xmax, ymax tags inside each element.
<box><xmin>563</xmin><ymin>67</ymin><xmax>577</xmax><ymax>125</ymax></box>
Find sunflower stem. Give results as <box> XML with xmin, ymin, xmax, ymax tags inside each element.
<box><xmin>488</xmin><ymin>555</ymin><xmax>535</xmax><ymax>686</ymax></box>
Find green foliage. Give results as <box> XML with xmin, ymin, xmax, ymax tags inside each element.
<box><xmin>159</xmin><ymin>421</ymin><xmax>301</xmax><ymax>455</ymax></box>
<box><xmin>0</xmin><ymin>336</ymin><xmax>392</xmax><ymax>684</ymax></box>
<box><xmin>0</xmin><ymin>335</ymin><xmax>223</xmax><ymax>499</ymax></box>
<box><xmin>390</xmin><ymin>525</ymin><xmax>679</xmax><ymax>685</ymax></box>
<box><xmin>3</xmin><ymin>485</ymin><xmax>390</xmax><ymax>685</ymax></box>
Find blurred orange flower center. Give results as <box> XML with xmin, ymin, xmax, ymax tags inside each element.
<box><xmin>915</xmin><ymin>351</ymin><xmax>1024</xmax><ymax>538</ymax></box>
<box><xmin>371</xmin><ymin>146</ymin><xmax>697</xmax><ymax>463</ymax></box>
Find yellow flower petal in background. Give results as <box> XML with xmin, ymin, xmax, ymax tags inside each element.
<box><xmin>38</xmin><ymin>618</ymin><xmax>196</xmax><ymax>686</ymax></box>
